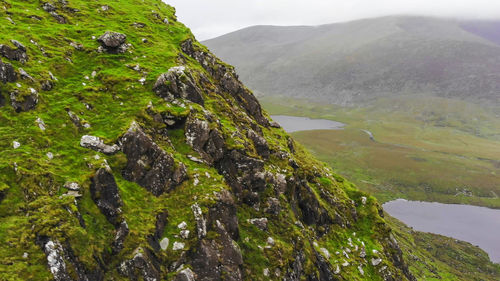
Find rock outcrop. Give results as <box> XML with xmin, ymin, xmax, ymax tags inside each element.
<box><xmin>121</xmin><ymin>123</ymin><xmax>187</xmax><ymax>196</ymax></box>
<box><xmin>97</xmin><ymin>31</ymin><xmax>129</xmax><ymax>53</ymax></box>
<box><xmin>0</xmin><ymin>40</ymin><xmax>28</xmax><ymax>62</ymax></box>
<box><xmin>153</xmin><ymin>66</ymin><xmax>204</xmax><ymax>105</ymax></box>
<box><xmin>0</xmin><ymin>2</ymin><xmax>422</xmax><ymax>281</ymax></box>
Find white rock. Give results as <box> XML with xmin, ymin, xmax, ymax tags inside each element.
<box><xmin>267</xmin><ymin>237</ymin><xmax>275</xmax><ymax>246</ymax></box>
<box><xmin>178</xmin><ymin>221</ymin><xmax>187</xmax><ymax>229</ymax></box>
<box><xmin>342</xmin><ymin>260</ymin><xmax>350</xmax><ymax>267</ymax></box>
<box><xmin>172</xmin><ymin>242</ymin><xmax>184</xmax><ymax>251</ymax></box>
<box><xmin>160</xmin><ymin>238</ymin><xmax>169</xmax><ymax>250</ymax></box>
<box><xmin>320</xmin><ymin>248</ymin><xmax>330</xmax><ymax>259</ymax></box>
<box><xmin>22</xmin><ymin>252</ymin><xmax>28</xmax><ymax>259</ymax></box>
<box><xmin>371</xmin><ymin>258</ymin><xmax>383</xmax><ymax>266</ymax></box>
<box><xmin>36</xmin><ymin>118</ymin><xmax>46</xmax><ymax>131</ymax></box>
<box><xmin>358</xmin><ymin>265</ymin><xmax>364</xmax><ymax>275</ymax></box>
<box><xmin>12</xmin><ymin>141</ymin><xmax>20</xmax><ymax>149</ymax></box>
<box><xmin>263</xmin><ymin>268</ymin><xmax>269</xmax><ymax>277</ymax></box>
<box><xmin>361</xmin><ymin>196</ymin><xmax>367</xmax><ymax>205</ymax></box>
<box><xmin>46</xmin><ymin>152</ymin><xmax>54</xmax><ymax>159</ymax></box>
<box><xmin>80</xmin><ymin>135</ymin><xmax>119</xmax><ymax>154</ymax></box>
<box><xmin>334</xmin><ymin>265</ymin><xmax>340</xmax><ymax>274</ymax></box>
<box><xmin>191</xmin><ymin>203</ymin><xmax>206</xmax><ymax>238</ymax></box>
<box><xmin>180</xmin><ymin>230</ymin><xmax>190</xmax><ymax>239</ymax></box>
<box><xmin>177</xmin><ymin>268</ymin><xmax>195</xmax><ymax>281</ymax></box>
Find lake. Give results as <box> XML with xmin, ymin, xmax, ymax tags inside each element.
<box><xmin>271</xmin><ymin>115</ymin><xmax>345</xmax><ymax>132</ymax></box>
<box><xmin>383</xmin><ymin>199</ymin><xmax>500</xmax><ymax>263</ymax></box>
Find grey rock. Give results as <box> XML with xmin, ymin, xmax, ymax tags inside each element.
<box><xmin>153</xmin><ymin>66</ymin><xmax>204</xmax><ymax>105</ymax></box>
<box><xmin>80</xmin><ymin>135</ymin><xmax>120</xmax><ymax>155</ymax></box>
<box><xmin>0</xmin><ymin>59</ymin><xmax>17</xmax><ymax>83</ymax></box>
<box><xmin>248</xmin><ymin>218</ymin><xmax>268</xmax><ymax>231</ymax></box>
<box><xmin>0</xmin><ymin>41</ymin><xmax>28</xmax><ymax>62</ymax></box>
<box><xmin>121</xmin><ymin>123</ymin><xmax>187</xmax><ymax>196</ymax></box>
<box><xmin>247</xmin><ymin>129</ymin><xmax>270</xmax><ymax>158</ymax></box>
<box><xmin>90</xmin><ymin>168</ymin><xmax>123</xmax><ymax>227</ymax></box>
<box><xmin>10</xmin><ymin>88</ymin><xmax>38</xmax><ymax>112</ymax></box>
<box><xmin>97</xmin><ymin>31</ymin><xmax>128</xmax><ymax>53</ymax></box>
<box><xmin>192</xmin><ymin>203</ymin><xmax>207</xmax><ymax>238</ymax></box>
<box><xmin>174</xmin><ymin>268</ymin><xmax>196</xmax><ymax>281</ymax></box>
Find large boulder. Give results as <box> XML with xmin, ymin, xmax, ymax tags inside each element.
<box><xmin>0</xmin><ymin>40</ymin><xmax>28</xmax><ymax>62</ymax></box>
<box><xmin>97</xmin><ymin>31</ymin><xmax>128</xmax><ymax>53</ymax></box>
<box><xmin>121</xmin><ymin>122</ymin><xmax>187</xmax><ymax>196</ymax></box>
<box><xmin>80</xmin><ymin>135</ymin><xmax>120</xmax><ymax>154</ymax></box>
<box><xmin>90</xmin><ymin>167</ymin><xmax>123</xmax><ymax>227</ymax></box>
<box><xmin>10</xmin><ymin>88</ymin><xmax>39</xmax><ymax>112</ymax></box>
<box><xmin>153</xmin><ymin>66</ymin><xmax>204</xmax><ymax>105</ymax></box>
<box><xmin>0</xmin><ymin>59</ymin><xmax>17</xmax><ymax>83</ymax></box>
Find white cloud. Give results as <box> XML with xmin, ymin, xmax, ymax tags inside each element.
<box><xmin>164</xmin><ymin>0</ymin><xmax>500</xmax><ymax>40</ymax></box>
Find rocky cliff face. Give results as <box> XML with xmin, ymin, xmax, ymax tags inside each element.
<box><xmin>0</xmin><ymin>1</ymin><xmax>415</xmax><ymax>280</ymax></box>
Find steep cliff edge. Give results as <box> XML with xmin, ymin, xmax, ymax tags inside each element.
<box><xmin>0</xmin><ymin>1</ymin><xmax>416</xmax><ymax>280</ymax></box>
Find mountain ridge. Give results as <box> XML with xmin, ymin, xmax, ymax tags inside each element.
<box><xmin>203</xmin><ymin>16</ymin><xmax>500</xmax><ymax>106</ymax></box>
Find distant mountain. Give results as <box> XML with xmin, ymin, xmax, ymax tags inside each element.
<box><xmin>204</xmin><ymin>16</ymin><xmax>500</xmax><ymax>106</ymax></box>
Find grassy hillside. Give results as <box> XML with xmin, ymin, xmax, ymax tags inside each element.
<box><xmin>0</xmin><ymin>1</ymin><xmax>434</xmax><ymax>280</ymax></box>
<box><xmin>204</xmin><ymin>16</ymin><xmax>500</xmax><ymax>106</ymax></box>
<box><xmin>262</xmin><ymin>96</ymin><xmax>500</xmax><ymax>208</ymax></box>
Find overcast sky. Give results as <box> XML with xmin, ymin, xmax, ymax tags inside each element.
<box><xmin>164</xmin><ymin>0</ymin><xmax>500</xmax><ymax>40</ymax></box>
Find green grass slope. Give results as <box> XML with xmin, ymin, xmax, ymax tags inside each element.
<box><xmin>0</xmin><ymin>1</ymin><xmax>427</xmax><ymax>281</ymax></box>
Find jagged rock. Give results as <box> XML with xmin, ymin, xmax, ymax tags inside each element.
<box><xmin>64</xmin><ymin>182</ymin><xmax>81</xmax><ymax>191</ymax></box>
<box><xmin>185</xmin><ymin>117</ymin><xmax>225</xmax><ymax>164</ymax></box>
<box><xmin>67</xmin><ymin>111</ymin><xmax>90</xmax><ymax>128</ymax></box>
<box><xmin>173</xmin><ymin>242</ymin><xmax>185</xmax><ymax>251</ymax></box>
<box><xmin>153</xmin><ymin>66</ymin><xmax>204</xmax><ymax>105</ymax></box>
<box><xmin>174</xmin><ymin>268</ymin><xmax>196</xmax><ymax>281</ymax></box>
<box><xmin>39</xmin><ymin>239</ymin><xmax>71</xmax><ymax>281</ymax></box>
<box><xmin>118</xmin><ymin>248</ymin><xmax>160</xmax><ymax>281</ymax></box>
<box><xmin>248</xmin><ymin>218</ymin><xmax>268</xmax><ymax>231</ymax></box>
<box><xmin>208</xmin><ymin>190</ymin><xmax>239</xmax><ymax>240</ymax></box>
<box><xmin>372</xmin><ymin>258</ymin><xmax>383</xmax><ymax>266</ymax></box>
<box><xmin>80</xmin><ymin>135</ymin><xmax>120</xmax><ymax>154</ymax></box>
<box><xmin>0</xmin><ymin>40</ymin><xmax>28</xmax><ymax>62</ymax></box>
<box><xmin>42</xmin><ymin>3</ymin><xmax>66</xmax><ymax>24</ymax></box>
<box><xmin>189</xmin><ymin>223</ymin><xmax>243</xmax><ymax>281</ymax></box>
<box><xmin>192</xmin><ymin>203</ymin><xmax>207</xmax><ymax>238</ymax></box>
<box><xmin>111</xmin><ymin>221</ymin><xmax>129</xmax><ymax>255</ymax></box>
<box><xmin>293</xmin><ymin>181</ymin><xmax>332</xmax><ymax>229</ymax></box>
<box><xmin>274</xmin><ymin>173</ymin><xmax>287</xmax><ymax>195</ymax></box>
<box><xmin>181</xmin><ymin>39</ymin><xmax>269</xmax><ymax>126</ymax></box>
<box><xmin>97</xmin><ymin>31</ymin><xmax>128</xmax><ymax>53</ymax></box>
<box><xmin>90</xmin><ymin>168</ymin><xmax>123</xmax><ymax>227</ymax></box>
<box><xmin>18</xmin><ymin>68</ymin><xmax>34</xmax><ymax>81</ymax></box>
<box><xmin>10</xmin><ymin>88</ymin><xmax>38</xmax><ymax>112</ymax></box>
<box><xmin>0</xmin><ymin>59</ymin><xmax>17</xmax><ymax>83</ymax></box>
<box><xmin>264</xmin><ymin>197</ymin><xmax>281</xmax><ymax>215</ymax></box>
<box><xmin>247</xmin><ymin>129</ymin><xmax>270</xmax><ymax>158</ymax></box>
<box><xmin>121</xmin><ymin>123</ymin><xmax>187</xmax><ymax>196</ymax></box>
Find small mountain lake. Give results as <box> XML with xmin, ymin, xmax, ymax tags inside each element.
<box><xmin>270</xmin><ymin>115</ymin><xmax>345</xmax><ymax>132</ymax></box>
<box><xmin>383</xmin><ymin>199</ymin><xmax>500</xmax><ymax>263</ymax></box>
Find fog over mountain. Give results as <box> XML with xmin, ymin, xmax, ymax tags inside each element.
<box><xmin>204</xmin><ymin>16</ymin><xmax>500</xmax><ymax>106</ymax></box>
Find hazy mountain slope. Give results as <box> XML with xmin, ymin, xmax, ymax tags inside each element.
<box><xmin>0</xmin><ymin>1</ymin><xmax>422</xmax><ymax>280</ymax></box>
<box><xmin>204</xmin><ymin>16</ymin><xmax>500</xmax><ymax>106</ymax></box>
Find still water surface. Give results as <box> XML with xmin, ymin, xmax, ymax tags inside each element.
<box><xmin>384</xmin><ymin>199</ymin><xmax>500</xmax><ymax>263</ymax></box>
<box><xmin>271</xmin><ymin>115</ymin><xmax>345</xmax><ymax>132</ymax></box>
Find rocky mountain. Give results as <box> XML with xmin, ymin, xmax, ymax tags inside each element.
<box><xmin>203</xmin><ymin>16</ymin><xmax>500</xmax><ymax>106</ymax></box>
<box><xmin>0</xmin><ymin>1</ymin><xmax>419</xmax><ymax>280</ymax></box>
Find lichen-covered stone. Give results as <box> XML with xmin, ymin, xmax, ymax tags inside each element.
<box><xmin>121</xmin><ymin>123</ymin><xmax>187</xmax><ymax>196</ymax></box>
